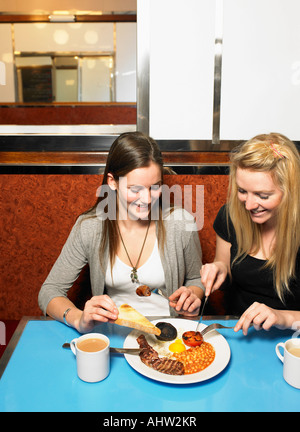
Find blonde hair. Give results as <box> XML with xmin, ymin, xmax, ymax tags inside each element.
<box><xmin>228</xmin><ymin>133</ymin><xmax>300</xmax><ymax>302</ymax></box>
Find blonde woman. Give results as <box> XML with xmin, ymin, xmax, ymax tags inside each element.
<box><xmin>201</xmin><ymin>133</ymin><xmax>300</xmax><ymax>335</ymax></box>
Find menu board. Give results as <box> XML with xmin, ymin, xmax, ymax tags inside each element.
<box><xmin>21</xmin><ymin>66</ymin><xmax>53</xmax><ymax>103</ymax></box>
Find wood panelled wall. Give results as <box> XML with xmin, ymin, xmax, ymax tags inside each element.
<box><xmin>0</xmin><ymin>104</ymin><xmax>136</xmax><ymax>125</ymax></box>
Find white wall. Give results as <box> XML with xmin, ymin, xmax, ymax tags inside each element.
<box><xmin>14</xmin><ymin>23</ymin><xmax>114</xmax><ymax>52</ymax></box>
<box><xmin>145</xmin><ymin>0</ymin><xmax>300</xmax><ymax>140</ymax></box>
<box><xmin>0</xmin><ymin>25</ymin><xmax>15</xmax><ymax>102</ymax></box>
<box><xmin>148</xmin><ymin>0</ymin><xmax>216</xmax><ymax>140</ymax></box>
<box><xmin>81</xmin><ymin>57</ymin><xmax>111</xmax><ymax>102</ymax></box>
<box><xmin>220</xmin><ymin>0</ymin><xmax>300</xmax><ymax>141</ymax></box>
<box><xmin>116</xmin><ymin>22</ymin><xmax>136</xmax><ymax>102</ymax></box>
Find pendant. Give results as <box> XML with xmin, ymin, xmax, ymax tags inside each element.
<box><xmin>130</xmin><ymin>267</ymin><xmax>139</xmax><ymax>284</ymax></box>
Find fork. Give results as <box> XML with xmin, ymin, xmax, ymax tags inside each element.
<box><xmin>201</xmin><ymin>322</ymin><xmax>253</xmax><ymax>337</ymax></box>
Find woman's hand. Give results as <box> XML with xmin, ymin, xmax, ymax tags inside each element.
<box><xmin>169</xmin><ymin>286</ymin><xmax>202</xmax><ymax>317</ymax></box>
<box><xmin>234</xmin><ymin>302</ymin><xmax>287</xmax><ymax>335</ymax></box>
<box><xmin>200</xmin><ymin>261</ymin><xmax>227</xmax><ymax>296</ymax></box>
<box><xmin>77</xmin><ymin>295</ymin><xmax>119</xmax><ymax>333</ymax></box>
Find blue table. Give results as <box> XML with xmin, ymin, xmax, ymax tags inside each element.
<box><xmin>0</xmin><ymin>316</ymin><xmax>299</xmax><ymax>412</ymax></box>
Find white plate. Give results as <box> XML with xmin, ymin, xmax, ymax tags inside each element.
<box><xmin>123</xmin><ymin>318</ymin><xmax>231</xmax><ymax>384</ymax></box>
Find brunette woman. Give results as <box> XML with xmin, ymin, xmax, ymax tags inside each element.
<box><xmin>39</xmin><ymin>132</ymin><xmax>204</xmax><ymax>333</ymax></box>
<box><xmin>201</xmin><ymin>133</ymin><xmax>300</xmax><ymax>334</ymax></box>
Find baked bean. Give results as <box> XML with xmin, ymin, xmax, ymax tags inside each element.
<box><xmin>173</xmin><ymin>342</ymin><xmax>215</xmax><ymax>374</ymax></box>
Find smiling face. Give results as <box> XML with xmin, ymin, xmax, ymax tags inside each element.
<box><xmin>236</xmin><ymin>168</ymin><xmax>283</xmax><ymax>228</ymax></box>
<box><xmin>108</xmin><ymin>161</ymin><xmax>162</xmax><ymax>220</ymax></box>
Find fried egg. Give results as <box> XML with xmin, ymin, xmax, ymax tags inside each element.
<box><xmin>169</xmin><ymin>339</ymin><xmax>186</xmax><ymax>353</ymax></box>
<box><xmin>150</xmin><ymin>328</ymin><xmax>186</xmax><ymax>357</ymax></box>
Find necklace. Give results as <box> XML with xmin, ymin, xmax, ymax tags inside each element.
<box><xmin>116</xmin><ymin>220</ymin><xmax>151</xmax><ymax>284</ymax></box>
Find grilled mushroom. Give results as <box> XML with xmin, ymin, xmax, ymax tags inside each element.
<box><xmin>155</xmin><ymin>322</ymin><xmax>177</xmax><ymax>341</ymax></box>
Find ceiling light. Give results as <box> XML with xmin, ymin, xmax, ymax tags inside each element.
<box><xmin>49</xmin><ymin>15</ymin><xmax>75</xmax><ymax>22</ymax></box>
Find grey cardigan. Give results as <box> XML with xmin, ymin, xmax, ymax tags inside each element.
<box><xmin>38</xmin><ymin>208</ymin><xmax>204</xmax><ymax>317</ymax></box>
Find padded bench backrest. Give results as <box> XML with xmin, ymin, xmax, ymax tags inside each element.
<box><xmin>0</xmin><ymin>174</ymin><xmax>228</xmax><ymax>319</ymax></box>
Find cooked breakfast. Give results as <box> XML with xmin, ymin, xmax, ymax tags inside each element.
<box><xmin>137</xmin><ymin>335</ymin><xmax>185</xmax><ymax>375</ymax></box>
<box><xmin>114</xmin><ymin>304</ymin><xmax>161</xmax><ymax>336</ymax></box>
<box><xmin>136</xmin><ymin>327</ymin><xmax>216</xmax><ymax>376</ymax></box>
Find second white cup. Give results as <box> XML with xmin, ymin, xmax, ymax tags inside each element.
<box><xmin>275</xmin><ymin>338</ymin><xmax>300</xmax><ymax>389</ymax></box>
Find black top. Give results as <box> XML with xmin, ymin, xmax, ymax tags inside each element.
<box><xmin>213</xmin><ymin>205</ymin><xmax>300</xmax><ymax>315</ymax></box>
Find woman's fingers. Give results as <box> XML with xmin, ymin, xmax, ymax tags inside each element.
<box><xmin>84</xmin><ymin>295</ymin><xmax>118</xmax><ymax>322</ymax></box>
<box><xmin>234</xmin><ymin>302</ymin><xmax>280</xmax><ymax>335</ymax></box>
<box><xmin>169</xmin><ymin>287</ymin><xmax>201</xmax><ymax>316</ymax></box>
<box><xmin>200</xmin><ymin>263</ymin><xmax>227</xmax><ymax>296</ymax></box>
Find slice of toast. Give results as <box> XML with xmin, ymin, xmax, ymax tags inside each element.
<box><xmin>114</xmin><ymin>304</ymin><xmax>161</xmax><ymax>336</ymax></box>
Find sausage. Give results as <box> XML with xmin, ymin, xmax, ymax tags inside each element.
<box><xmin>136</xmin><ymin>285</ymin><xmax>151</xmax><ymax>297</ymax></box>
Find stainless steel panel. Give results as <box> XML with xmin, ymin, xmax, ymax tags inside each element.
<box><xmin>136</xmin><ymin>0</ymin><xmax>150</xmax><ymax>135</ymax></box>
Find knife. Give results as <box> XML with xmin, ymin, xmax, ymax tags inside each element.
<box><xmin>110</xmin><ymin>347</ymin><xmax>141</xmax><ymax>355</ymax></box>
<box><xmin>62</xmin><ymin>343</ymin><xmax>141</xmax><ymax>355</ymax></box>
<box><xmin>195</xmin><ymin>295</ymin><xmax>209</xmax><ymax>332</ymax></box>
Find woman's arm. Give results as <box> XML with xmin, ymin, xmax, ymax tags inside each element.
<box><xmin>234</xmin><ymin>302</ymin><xmax>300</xmax><ymax>335</ymax></box>
<box><xmin>200</xmin><ymin>234</ymin><xmax>231</xmax><ymax>296</ymax></box>
<box><xmin>46</xmin><ymin>297</ymin><xmax>83</xmax><ymax>330</ymax></box>
<box><xmin>38</xmin><ymin>219</ymin><xmax>89</xmax><ymax>316</ymax></box>
<box><xmin>173</xmin><ymin>234</ymin><xmax>231</xmax><ymax>315</ymax></box>
<box><xmin>168</xmin><ymin>224</ymin><xmax>204</xmax><ymax>316</ymax></box>
<box><xmin>39</xmin><ymin>217</ymin><xmax>118</xmax><ymax>333</ymax></box>
<box><xmin>46</xmin><ymin>295</ymin><xmax>119</xmax><ymax>333</ymax></box>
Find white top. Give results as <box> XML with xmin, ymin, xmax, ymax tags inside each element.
<box><xmin>39</xmin><ymin>207</ymin><xmax>204</xmax><ymax>318</ymax></box>
<box><xmin>105</xmin><ymin>239</ymin><xmax>170</xmax><ymax>316</ymax></box>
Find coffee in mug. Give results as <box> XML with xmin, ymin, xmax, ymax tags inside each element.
<box><xmin>276</xmin><ymin>338</ymin><xmax>300</xmax><ymax>389</ymax></box>
<box><xmin>70</xmin><ymin>333</ymin><xmax>110</xmax><ymax>382</ymax></box>
<box><xmin>287</xmin><ymin>346</ymin><xmax>300</xmax><ymax>358</ymax></box>
<box><xmin>77</xmin><ymin>337</ymin><xmax>108</xmax><ymax>353</ymax></box>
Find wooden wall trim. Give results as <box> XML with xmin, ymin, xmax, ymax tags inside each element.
<box><xmin>163</xmin><ymin>151</ymin><xmax>230</xmax><ymax>165</ymax></box>
<box><xmin>0</xmin><ymin>104</ymin><xmax>137</xmax><ymax>125</ymax></box>
<box><xmin>0</xmin><ymin>14</ymin><xmax>136</xmax><ymax>23</ymax></box>
<box><xmin>0</xmin><ymin>151</ymin><xmax>230</xmax><ymax>166</ymax></box>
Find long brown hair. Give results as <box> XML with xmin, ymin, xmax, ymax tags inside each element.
<box><xmin>228</xmin><ymin>132</ymin><xmax>300</xmax><ymax>301</ymax></box>
<box><xmin>85</xmin><ymin>131</ymin><xmax>166</xmax><ymax>270</ymax></box>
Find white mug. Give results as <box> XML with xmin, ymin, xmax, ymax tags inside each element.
<box><xmin>275</xmin><ymin>338</ymin><xmax>300</xmax><ymax>389</ymax></box>
<box><xmin>70</xmin><ymin>333</ymin><xmax>110</xmax><ymax>383</ymax></box>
